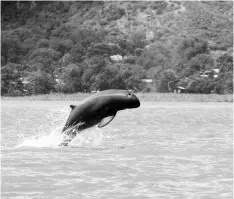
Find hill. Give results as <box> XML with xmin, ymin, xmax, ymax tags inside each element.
<box><xmin>1</xmin><ymin>1</ymin><xmax>233</xmax><ymax>96</ymax></box>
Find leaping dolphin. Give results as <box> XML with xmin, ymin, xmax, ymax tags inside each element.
<box><xmin>62</xmin><ymin>89</ymin><xmax>140</xmax><ymax>143</ymax></box>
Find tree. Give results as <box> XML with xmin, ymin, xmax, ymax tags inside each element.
<box><xmin>214</xmin><ymin>72</ymin><xmax>233</xmax><ymax>94</ymax></box>
<box><xmin>1</xmin><ymin>63</ymin><xmax>24</xmax><ymax>96</ymax></box>
<box><xmin>71</xmin><ymin>28</ymin><xmax>104</xmax><ymax>49</ymax></box>
<box><xmin>104</xmin><ymin>4</ymin><xmax>126</xmax><ymax>21</ymax></box>
<box><xmin>26</xmin><ymin>70</ymin><xmax>56</xmax><ymax>94</ymax></box>
<box><xmin>70</xmin><ymin>43</ymin><xmax>86</xmax><ymax>63</ymax></box>
<box><xmin>1</xmin><ymin>31</ymin><xmax>22</xmax><ymax>65</ymax></box>
<box><xmin>85</xmin><ymin>55</ymin><xmax>106</xmax><ymax>74</ymax></box>
<box><xmin>158</xmin><ymin>69</ymin><xmax>176</xmax><ymax>92</ymax></box>
<box><xmin>88</xmin><ymin>43</ymin><xmax>122</xmax><ymax>57</ymax></box>
<box><xmin>173</xmin><ymin>37</ymin><xmax>209</xmax><ymax>67</ymax></box>
<box><xmin>29</xmin><ymin>48</ymin><xmax>61</xmax><ymax>75</ymax></box>
<box><xmin>49</xmin><ymin>38</ymin><xmax>73</xmax><ymax>55</ymax></box>
<box><xmin>134</xmin><ymin>48</ymin><xmax>144</xmax><ymax>57</ymax></box>
<box><xmin>173</xmin><ymin>37</ymin><xmax>210</xmax><ymax>78</ymax></box>
<box><xmin>129</xmin><ymin>31</ymin><xmax>146</xmax><ymax>50</ymax></box>
<box><xmin>81</xmin><ymin>68</ymin><xmax>96</xmax><ymax>92</ymax></box>
<box><xmin>137</xmin><ymin>42</ymin><xmax>171</xmax><ymax>70</ymax></box>
<box><xmin>216</xmin><ymin>52</ymin><xmax>233</xmax><ymax>73</ymax></box>
<box><xmin>214</xmin><ymin>52</ymin><xmax>233</xmax><ymax>94</ymax></box>
<box><xmin>60</xmin><ymin>64</ymin><xmax>83</xmax><ymax>93</ymax></box>
<box><xmin>186</xmin><ymin>76</ymin><xmax>214</xmax><ymax>94</ymax></box>
<box><xmin>52</xmin><ymin>24</ymin><xmax>74</xmax><ymax>38</ymax></box>
<box><xmin>183</xmin><ymin>58</ymin><xmax>201</xmax><ymax>77</ymax></box>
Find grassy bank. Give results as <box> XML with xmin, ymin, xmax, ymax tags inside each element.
<box><xmin>1</xmin><ymin>93</ymin><xmax>233</xmax><ymax>102</ymax></box>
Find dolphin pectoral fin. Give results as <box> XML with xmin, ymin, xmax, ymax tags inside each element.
<box><xmin>98</xmin><ymin>113</ymin><xmax>116</xmax><ymax>128</ymax></box>
<box><xmin>70</xmin><ymin>105</ymin><xmax>76</xmax><ymax>109</ymax></box>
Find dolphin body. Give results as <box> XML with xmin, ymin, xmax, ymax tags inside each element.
<box><xmin>62</xmin><ymin>90</ymin><xmax>140</xmax><ymax>137</ymax></box>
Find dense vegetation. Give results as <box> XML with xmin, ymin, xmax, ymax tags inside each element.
<box><xmin>1</xmin><ymin>1</ymin><xmax>233</xmax><ymax>96</ymax></box>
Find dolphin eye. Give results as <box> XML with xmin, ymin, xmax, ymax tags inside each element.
<box><xmin>128</xmin><ymin>92</ymin><xmax>132</xmax><ymax>96</ymax></box>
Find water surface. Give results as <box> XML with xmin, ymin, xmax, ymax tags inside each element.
<box><xmin>1</xmin><ymin>101</ymin><xmax>233</xmax><ymax>199</ymax></box>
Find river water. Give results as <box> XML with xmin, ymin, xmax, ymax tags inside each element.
<box><xmin>1</xmin><ymin>101</ymin><xmax>233</xmax><ymax>199</ymax></box>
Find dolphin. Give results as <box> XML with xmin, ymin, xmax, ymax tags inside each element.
<box><xmin>62</xmin><ymin>89</ymin><xmax>140</xmax><ymax>139</ymax></box>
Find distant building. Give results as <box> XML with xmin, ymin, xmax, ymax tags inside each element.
<box><xmin>213</xmin><ymin>69</ymin><xmax>220</xmax><ymax>78</ymax></box>
<box><xmin>91</xmin><ymin>90</ymin><xmax>99</xmax><ymax>94</ymax></box>
<box><xmin>20</xmin><ymin>77</ymin><xmax>30</xmax><ymax>84</ymax></box>
<box><xmin>174</xmin><ymin>86</ymin><xmax>186</xmax><ymax>93</ymax></box>
<box><xmin>168</xmin><ymin>80</ymin><xmax>187</xmax><ymax>93</ymax></box>
<box><xmin>168</xmin><ymin>68</ymin><xmax>221</xmax><ymax>94</ymax></box>
<box><xmin>55</xmin><ymin>78</ymin><xmax>64</xmax><ymax>85</ymax></box>
<box><xmin>141</xmin><ymin>79</ymin><xmax>153</xmax><ymax>83</ymax></box>
<box><xmin>213</xmin><ymin>69</ymin><xmax>220</xmax><ymax>73</ymax></box>
<box><xmin>110</xmin><ymin>55</ymin><xmax>123</xmax><ymax>62</ymax></box>
<box><xmin>141</xmin><ymin>79</ymin><xmax>154</xmax><ymax>91</ymax></box>
<box><xmin>200</xmin><ymin>69</ymin><xmax>220</xmax><ymax>79</ymax></box>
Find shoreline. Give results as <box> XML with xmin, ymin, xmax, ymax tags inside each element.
<box><xmin>1</xmin><ymin>93</ymin><xmax>233</xmax><ymax>103</ymax></box>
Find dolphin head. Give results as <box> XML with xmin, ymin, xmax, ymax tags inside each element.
<box><xmin>124</xmin><ymin>90</ymin><xmax>141</xmax><ymax>109</ymax></box>
<box><xmin>109</xmin><ymin>90</ymin><xmax>140</xmax><ymax>110</ymax></box>
<box><xmin>94</xmin><ymin>89</ymin><xmax>140</xmax><ymax>110</ymax></box>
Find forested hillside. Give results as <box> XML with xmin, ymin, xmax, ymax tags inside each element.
<box><xmin>1</xmin><ymin>1</ymin><xmax>233</xmax><ymax>96</ymax></box>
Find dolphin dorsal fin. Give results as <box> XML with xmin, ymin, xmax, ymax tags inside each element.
<box><xmin>70</xmin><ymin>105</ymin><xmax>76</xmax><ymax>109</ymax></box>
<box><xmin>98</xmin><ymin>112</ymin><xmax>117</xmax><ymax>128</ymax></box>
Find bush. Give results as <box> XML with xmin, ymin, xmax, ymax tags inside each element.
<box><xmin>99</xmin><ymin>19</ymin><xmax>108</xmax><ymax>26</ymax></box>
<box><xmin>175</xmin><ymin>76</ymin><xmax>214</xmax><ymax>94</ymax></box>
<box><xmin>37</xmin><ymin>39</ymin><xmax>50</xmax><ymax>48</ymax></box>
<box><xmin>187</xmin><ymin>77</ymin><xmax>215</xmax><ymax>94</ymax></box>
<box><xmin>30</xmin><ymin>48</ymin><xmax>61</xmax><ymax>60</ymax></box>
<box><xmin>6</xmin><ymin>88</ymin><xmax>24</xmax><ymax>96</ymax></box>
<box><xmin>105</xmin><ymin>4</ymin><xmax>126</xmax><ymax>21</ymax></box>
<box><xmin>134</xmin><ymin>48</ymin><xmax>144</xmax><ymax>57</ymax></box>
<box><xmin>52</xmin><ymin>24</ymin><xmax>74</xmax><ymax>38</ymax></box>
<box><xmin>9</xmin><ymin>28</ymin><xmax>34</xmax><ymax>42</ymax></box>
<box><xmin>135</xmin><ymin>3</ymin><xmax>148</xmax><ymax>11</ymax></box>
<box><xmin>150</xmin><ymin>1</ymin><xmax>168</xmax><ymax>14</ymax></box>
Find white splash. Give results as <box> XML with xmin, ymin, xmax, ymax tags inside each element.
<box><xmin>16</xmin><ymin>126</ymin><xmax>103</xmax><ymax>148</ymax></box>
<box><xmin>17</xmin><ymin>127</ymin><xmax>65</xmax><ymax>148</ymax></box>
<box><xmin>69</xmin><ymin>128</ymin><xmax>103</xmax><ymax>147</ymax></box>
